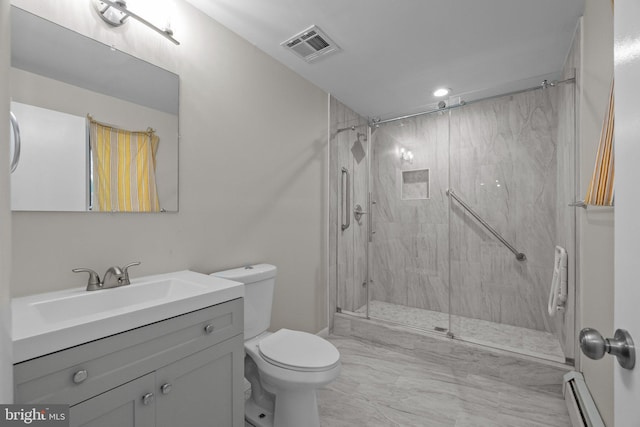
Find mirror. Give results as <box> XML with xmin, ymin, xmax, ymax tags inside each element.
<box><xmin>9</xmin><ymin>6</ymin><xmax>179</xmax><ymax>212</ymax></box>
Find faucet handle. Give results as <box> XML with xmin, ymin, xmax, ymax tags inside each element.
<box><xmin>123</xmin><ymin>261</ymin><xmax>141</xmax><ymax>272</ymax></box>
<box><xmin>122</xmin><ymin>262</ymin><xmax>141</xmax><ymax>284</ymax></box>
<box><xmin>72</xmin><ymin>268</ymin><xmax>101</xmax><ymax>291</ymax></box>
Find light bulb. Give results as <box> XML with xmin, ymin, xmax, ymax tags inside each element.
<box><xmin>433</xmin><ymin>87</ymin><xmax>450</xmax><ymax>97</ymax></box>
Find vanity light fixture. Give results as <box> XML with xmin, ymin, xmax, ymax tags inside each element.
<box><xmin>92</xmin><ymin>0</ymin><xmax>180</xmax><ymax>45</ymax></box>
<box><xmin>433</xmin><ymin>87</ymin><xmax>450</xmax><ymax>97</ymax></box>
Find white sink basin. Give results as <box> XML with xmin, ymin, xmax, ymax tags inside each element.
<box><xmin>32</xmin><ymin>278</ymin><xmax>207</xmax><ymax>324</ymax></box>
<box><xmin>12</xmin><ymin>270</ymin><xmax>244</xmax><ymax>363</ymax></box>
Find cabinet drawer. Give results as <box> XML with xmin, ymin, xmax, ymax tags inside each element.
<box><xmin>15</xmin><ymin>298</ymin><xmax>243</xmax><ymax>405</ymax></box>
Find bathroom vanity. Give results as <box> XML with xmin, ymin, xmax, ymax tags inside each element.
<box><xmin>12</xmin><ymin>271</ymin><xmax>245</xmax><ymax>427</ymax></box>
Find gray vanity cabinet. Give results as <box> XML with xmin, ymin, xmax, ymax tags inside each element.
<box><xmin>69</xmin><ymin>373</ymin><xmax>156</xmax><ymax>427</ymax></box>
<box><xmin>156</xmin><ymin>336</ymin><xmax>242</xmax><ymax>427</ymax></box>
<box><xmin>14</xmin><ymin>298</ymin><xmax>244</xmax><ymax>427</ymax></box>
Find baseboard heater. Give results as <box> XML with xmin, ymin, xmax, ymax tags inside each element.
<box><xmin>563</xmin><ymin>372</ymin><xmax>605</xmax><ymax>427</ymax></box>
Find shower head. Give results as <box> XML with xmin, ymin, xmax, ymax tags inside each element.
<box><xmin>438</xmin><ymin>101</ymin><xmax>447</xmax><ymax>109</ymax></box>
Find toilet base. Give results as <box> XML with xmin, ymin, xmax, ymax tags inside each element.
<box><xmin>245</xmin><ymin>397</ymin><xmax>274</xmax><ymax>427</ymax></box>
<box><xmin>271</xmin><ymin>388</ymin><xmax>321</xmax><ymax>427</ymax></box>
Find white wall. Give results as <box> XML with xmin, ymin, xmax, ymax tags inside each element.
<box><xmin>10</xmin><ymin>0</ymin><xmax>328</xmax><ymax>334</ymax></box>
<box><xmin>578</xmin><ymin>0</ymin><xmax>614</xmax><ymax>425</ymax></box>
<box><xmin>0</xmin><ymin>0</ymin><xmax>12</xmax><ymax>404</ymax></box>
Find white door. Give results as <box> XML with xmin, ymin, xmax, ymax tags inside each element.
<box><xmin>613</xmin><ymin>1</ymin><xmax>640</xmax><ymax>424</ymax></box>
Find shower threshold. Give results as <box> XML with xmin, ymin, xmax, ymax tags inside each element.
<box><xmin>353</xmin><ymin>300</ymin><xmax>566</xmax><ymax>363</ymax></box>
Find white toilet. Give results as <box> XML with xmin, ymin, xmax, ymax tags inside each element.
<box><xmin>212</xmin><ymin>264</ymin><xmax>340</xmax><ymax>427</ymax></box>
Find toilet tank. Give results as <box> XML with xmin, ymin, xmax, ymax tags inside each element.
<box><xmin>211</xmin><ymin>264</ymin><xmax>276</xmax><ymax>340</ymax></box>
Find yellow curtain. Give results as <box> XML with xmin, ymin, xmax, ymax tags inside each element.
<box><xmin>585</xmin><ymin>82</ymin><xmax>614</xmax><ymax>206</ymax></box>
<box><xmin>89</xmin><ymin>117</ymin><xmax>161</xmax><ymax>212</ymax></box>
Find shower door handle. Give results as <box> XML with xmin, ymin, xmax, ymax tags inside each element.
<box><xmin>341</xmin><ymin>167</ymin><xmax>351</xmax><ymax>231</ymax></box>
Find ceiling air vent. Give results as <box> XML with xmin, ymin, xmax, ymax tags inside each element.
<box><xmin>281</xmin><ymin>25</ymin><xmax>340</xmax><ymax>63</ymax></box>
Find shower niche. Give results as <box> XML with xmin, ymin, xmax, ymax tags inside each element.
<box><xmin>401</xmin><ymin>169</ymin><xmax>430</xmax><ymax>200</ymax></box>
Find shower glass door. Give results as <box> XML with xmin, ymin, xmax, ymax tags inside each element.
<box><xmin>367</xmin><ymin>111</ymin><xmax>451</xmax><ymax>335</ymax></box>
<box><xmin>331</xmin><ymin>79</ymin><xmax>576</xmax><ymax>364</ymax></box>
<box><xmin>448</xmin><ymin>83</ymin><xmax>576</xmax><ymax>363</ymax></box>
<box><xmin>333</xmin><ymin>114</ymin><xmax>370</xmax><ymax>318</ymax></box>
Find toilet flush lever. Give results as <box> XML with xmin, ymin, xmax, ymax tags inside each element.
<box><xmin>579</xmin><ymin>328</ymin><xmax>635</xmax><ymax>370</ymax></box>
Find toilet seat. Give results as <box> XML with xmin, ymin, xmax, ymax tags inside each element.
<box><xmin>258</xmin><ymin>329</ymin><xmax>340</xmax><ymax>372</ymax></box>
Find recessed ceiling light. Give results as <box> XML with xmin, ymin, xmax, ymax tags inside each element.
<box><xmin>433</xmin><ymin>88</ymin><xmax>450</xmax><ymax>97</ymax></box>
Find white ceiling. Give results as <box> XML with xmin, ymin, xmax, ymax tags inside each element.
<box><xmin>185</xmin><ymin>0</ymin><xmax>584</xmax><ymax>121</ymax></box>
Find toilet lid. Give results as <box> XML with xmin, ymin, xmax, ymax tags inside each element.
<box><xmin>258</xmin><ymin>329</ymin><xmax>340</xmax><ymax>372</ymax></box>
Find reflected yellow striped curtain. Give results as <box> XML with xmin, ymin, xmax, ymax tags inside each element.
<box><xmin>585</xmin><ymin>82</ymin><xmax>615</xmax><ymax>206</ymax></box>
<box><xmin>89</xmin><ymin>118</ymin><xmax>160</xmax><ymax>212</ymax></box>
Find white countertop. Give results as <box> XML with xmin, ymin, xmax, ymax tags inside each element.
<box><xmin>12</xmin><ymin>270</ymin><xmax>244</xmax><ymax>363</ymax></box>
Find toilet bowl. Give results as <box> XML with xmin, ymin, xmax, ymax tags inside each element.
<box><xmin>244</xmin><ymin>330</ymin><xmax>340</xmax><ymax>427</ymax></box>
<box><xmin>211</xmin><ymin>264</ymin><xmax>340</xmax><ymax>427</ymax></box>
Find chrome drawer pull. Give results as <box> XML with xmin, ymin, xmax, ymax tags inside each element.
<box><xmin>204</xmin><ymin>324</ymin><xmax>214</xmax><ymax>334</ymax></box>
<box><xmin>142</xmin><ymin>392</ymin><xmax>154</xmax><ymax>405</ymax></box>
<box><xmin>160</xmin><ymin>383</ymin><xmax>172</xmax><ymax>395</ymax></box>
<box><xmin>72</xmin><ymin>369</ymin><xmax>88</xmax><ymax>384</ymax></box>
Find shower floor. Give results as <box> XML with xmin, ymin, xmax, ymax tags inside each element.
<box><xmin>354</xmin><ymin>300</ymin><xmax>566</xmax><ymax>363</ymax></box>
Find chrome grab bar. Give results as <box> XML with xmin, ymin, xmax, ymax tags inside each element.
<box><xmin>341</xmin><ymin>167</ymin><xmax>351</xmax><ymax>231</ymax></box>
<box><xmin>447</xmin><ymin>189</ymin><xmax>526</xmax><ymax>261</ymax></box>
<box><xmin>9</xmin><ymin>111</ymin><xmax>21</xmax><ymax>173</ymax></box>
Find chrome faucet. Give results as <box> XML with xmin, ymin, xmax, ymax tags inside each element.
<box><xmin>73</xmin><ymin>262</ymin><xmax>141</xmax><ymax>291</ymax></box>
<box><xmin>102</xmin><ymin>266</ymin><xmax>125</xmax><ymax>288</ymax></box>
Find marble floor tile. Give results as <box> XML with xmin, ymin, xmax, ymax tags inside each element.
<box><xmin>355</xmin><ymin>300</ymin><xmax>565</xmax><ymax>362</ymax></box>
<box><xmin>317</xmin><ymin>336</ymin><xmax>571</xmax><ymax>427</ymax></box>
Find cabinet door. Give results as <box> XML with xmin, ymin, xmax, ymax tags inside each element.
<box><xmin>69</xmin><ymin>373</ymin><xmax>155</xmax><ymax>427</ymax></box>
<box><xmin>156</xmin><ymin>335</ymin><xmax>244</xmax><ymax>427</ymax></box>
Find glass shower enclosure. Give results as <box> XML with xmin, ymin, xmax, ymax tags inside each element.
<box><xmin>331</xmin><ymin>79</ymin><xmax>576</xmax><ymax>364</ymax></box>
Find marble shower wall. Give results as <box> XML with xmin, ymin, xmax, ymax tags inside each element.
<box><xmin>329</xmin><ymin>96</ymin><xmax>369</xmax><ymax>315</ymax></box>
<box><xmin>370</xmin><ymin>113</ymin><xmax>450</xmax><ymax>313</ymax></box>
